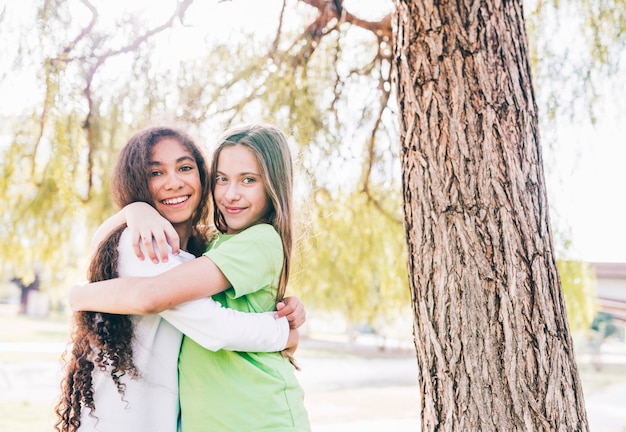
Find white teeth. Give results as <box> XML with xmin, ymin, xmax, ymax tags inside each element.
<box><xmin>163</xmin><ymin>196</ymin><xmax>188</xmax><ymax>205</ymax></box>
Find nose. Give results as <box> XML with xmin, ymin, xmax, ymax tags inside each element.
<box><xmin>164</xmin><ymin>171</ymin><xmax>184</xmax><ymax>190</ymax></box>
<box><xmin>224</xmin><ymin>182</ymin><xmax>241</xmax><ymax>201</ymax></box>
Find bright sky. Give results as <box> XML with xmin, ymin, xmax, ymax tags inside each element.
<box><xmin>2</xmin><ymin>0</ymin><xmax>624</xmax><ymax>263</ymax></box>
<box><xmin>549</xmin><ymin>116</ymin><xmax>626</xmax><ymax>264</ymax></box>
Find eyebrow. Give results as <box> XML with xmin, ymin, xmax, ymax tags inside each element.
<box><xmin>149</xmin><ymin>155</ymin><xmax>196</xmax><ymax>166</ymax></box>
<box><xmin>216</xmin><ymin>170</ymin><xmax>260</xmax><ymax>176</ymax></box>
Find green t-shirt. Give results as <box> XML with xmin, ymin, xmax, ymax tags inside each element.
<box><xmin>178</xmin><ymin>224</ymin><xmax>310</xmax><ymax>432</ymax></box>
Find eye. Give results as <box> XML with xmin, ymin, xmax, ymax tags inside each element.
<box><xmin>150</xmin><ymin>170</ymin><xmax>162</xmax><ymax>177</ymax></box>
<box><xmin>216</xmin><ymin>175</ymin><xmax>227</xmax><ymax>183</ymax></box>
<box><xmin>242</xmin><ymin>176</ymin><xmax>256</xmax><ymax>184</ymax></box>
<box><xmin>179</xmin><ymin>165</ymin><xmax>194</xmax><ymax>172</ymax></box>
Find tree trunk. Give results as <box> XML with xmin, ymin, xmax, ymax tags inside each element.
<box><xmin>394</xmin><ymin>0</ymin><xmax>589</xmax><ymax>430</ymax></box>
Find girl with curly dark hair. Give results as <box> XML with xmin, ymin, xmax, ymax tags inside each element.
<box><xmin>55</xmin><ymin>126</ymin><xmax>304</xmax><ymax>432</ymax></box>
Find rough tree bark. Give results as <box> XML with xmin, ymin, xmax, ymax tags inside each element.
<box><xmin>394</xmin><ymin>0</ymin><xmax>589</xmax><ymax>430</ymax></box>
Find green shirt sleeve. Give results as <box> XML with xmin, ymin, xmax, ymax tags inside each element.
<box><xmin>204</xmin><ymin>224</ymin><xmax>283</xmax><ymax>303</ymax></box>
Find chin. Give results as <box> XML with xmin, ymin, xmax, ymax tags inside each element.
<box><xmin>168</xmin><ymin>216</ymin><xmax>193</xmax><ymax>226</ymax></box>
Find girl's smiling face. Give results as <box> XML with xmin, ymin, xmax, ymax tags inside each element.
<box><xmin>148</xmin><ymin>137</ymin><xmax>202</xmax><ymax>228</ymax></box>
<box><xmin>213</xmin><ymin>144</ymin><xmax>271</xmax><ymax>234</ymax></box>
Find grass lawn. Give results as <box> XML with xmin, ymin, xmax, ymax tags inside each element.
<box><xmin>0</xmin><ymin>401</ymin><xmax>57</xmax><ymax>432</ymax></box>
<box><xmin>0</xmin><ymin>307</ymin><xmax>69</xmax><ymax>343</ymax></box>
<box><xmin>0</xmin><ymin>307</ymin><xmax>69</xmax><ymax>432</ymax></box>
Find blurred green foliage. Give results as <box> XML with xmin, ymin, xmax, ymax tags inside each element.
<box><xmin>0</xmin><ymin>0</ymin><xmax>622</xmax><ymax>331</ymax></box>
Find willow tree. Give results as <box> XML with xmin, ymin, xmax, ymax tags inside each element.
<box><xmin>267</xmin><ymin>0</ymin><xmax>606</xmax><ymax>333</ymax></box>
<box><xmin>0</xmin><ymin>0</ymin><xmax>616</xmax><ymax>332</ymax></box>
<box><xmin>0</xmin><ymin>0</ymin><xmax>195</xmax><ymax>298</ymax></box>
<box><xmin>293</xmin><ymin>187</ymin><xmax>410</xmax><ymax>333</ymax></box>
<box><xmin>395</xmin><ymin>0</ymin><xmax>588</xmax><ymax>429</ymax></box>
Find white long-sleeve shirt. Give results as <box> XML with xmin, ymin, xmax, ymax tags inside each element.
<box><xmin>78</xmin><ymin>229</ymin><xmax>288</xmax><ymax>432</ymax></box>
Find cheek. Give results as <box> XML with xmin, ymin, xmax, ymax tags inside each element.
<box><xmin>191</xmin><ymin>176</ymin><xmax>203</xmax><ymax>199</ymax></box>
<box><xmin>212</xmin><ymin>185</ymin><xmax>224</xmax><ymax>201</ymax></box>
<box><xmin>261</xmin><ymin>190</ymin><xmax>271</xmax><ymax>207</ymax></box>
<box><xmin>191</xmin><ymin>175</ymin><xmax>202</xmax><ymax>191</ymax></box>
<box><xmin>148</xmin><ymin>180</ymin><xmax>160</xmax><ymax>202</ymax></box>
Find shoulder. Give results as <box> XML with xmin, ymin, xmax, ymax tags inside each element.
<box><xmin>241</xmin><ymin>224</ymin><xmax>280</xmax><ymax>243</ymax></box>
<box><xmin>117</xmin><ymin>229</ymin><xmax>191</xmax><ymax>277</ymax></box>
<box><xmin>237</xmin><ymin>224</ymin><xmax>283</xmax><ymax>262</ymax></box>
<box><xmin>205</xmin><ymin>224</ymin><xmax>282</xmax><ymax>261</ymax></box>
<box><xmin>234</xmin><ymin>224</ymin><xmax>281</xmax><ymax>253</ymax></box>
<box><xmin>210</xmin><ymin>224</ymin><xmax>280</xmax><ymax>249</ymax></box>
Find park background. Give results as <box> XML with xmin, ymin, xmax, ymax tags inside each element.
<box><xmin>1</xmin><ymin>0</ymin><xmax>625</xmax><ymax>430</ymax></box>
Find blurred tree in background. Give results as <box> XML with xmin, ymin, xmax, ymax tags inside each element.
<box><xmin>0</xmin><ymin>0</ymin><xmax>623</xmax><ymax>332</ymax></box>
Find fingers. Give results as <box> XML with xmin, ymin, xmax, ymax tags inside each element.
<box><xmin>140</xmin><ymin>233</ymin><xmax>160</xmax><ymax>264</ymax></box>
<box><xmin>149</xmin><ymin>225</ymin><xmax>181</xmax><ymax>262</ymax></box>
<box><xmin>131</xmin><ymin>230</ymin><xmax>165</xmax><ymax>263</ymax></box>
<box><xmin>152</xmin><ymin>233</ymin><xmax>170</xmax><ymax>264</ymax></box>
<box><xmin>291</xmin><ymin>299</ymin><xmax>306</xmax><ymax>329</ymax></box>
<box><xmin>289</xmin><ymin>304</ymin><xmax>306</xmax><ymax>329</ymax></box>
<box><xmin>275</xmin><ymin>300</ymin><xmax>298</xmax><ymax>320</ymax></box>
<box><xmin>130</xmin><ymin>226</ymin><xmax>181</xmax><ymax>264</ymax></box>
<box><xmin>276</xmin><ymin>297</ymin><xmax>306</xmax><ymax>329</ymax></box>
<box><xmin>129</xmin><ymin>229</ymin><xmax>145</xmax><ymax>261</ymax></box>
<box><xmin>165</xmin><ymin>231</ymin><xmax>180</xmax><ymax>256</ymax></box>
<box><xmin>275</xmin><ymin>301</ymin><xmax>288</xmax><ymax>315</ymax></box>
<box><xmin>124</xmin><ymin>202</ymin><xmax>180</xmax><ymax>263</ymax></box>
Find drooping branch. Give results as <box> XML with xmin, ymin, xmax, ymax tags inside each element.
<box><xmin>297</xmin><ymin>0</ymin><xmax>397</xmax><ymax>220</ymax></box>
<box><xmin>361</xmin><ymin>34</ymin><xmax>398</xmax><ymax>224</ymax></box>
<box><xmin>299</xmin><ymin>0</ymin><xmax>392</xmax><ymax>40</ymax></box>
<box><xmin>290</xmin><ymin>0</ymin><xmax>391</xmax><ymax>68</ymax></box>
<box><xmin>57</xmin><ymin>0</ymin><xmax>193</xmax><ymax>202</ymax></box>
<box><xmin>269</xmin><ymin>0</ymin><xmax>289</xmax><ymax>57</ymax></box>
<box><xmin>361</xmin><ymin>58</ymin><xmax>397</xmax><ymax>224</ymax></box>
<box><xmin>290</xmin><ymin>1</ymin><xmax>338</xmax><ymax>67</ymax></box>
<box><xmin>31</xmin><ymin>0</ymin><xmax>98</xmax><ymax>181</ymax></box>
<box><xmin>76</xmin><ymin>0</ymin><xmax>194</xmax><ymax>64</ymax></box>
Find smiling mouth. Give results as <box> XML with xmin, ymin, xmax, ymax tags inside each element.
<box><xmin>162</xmin><ymin>195</ymin><xmax>190</xmax><ymax>205</ymax></box>
<box><xmin>224</xmin><ymin>206</ymin><xmax>245</xmax><ymax>213</ymax></box>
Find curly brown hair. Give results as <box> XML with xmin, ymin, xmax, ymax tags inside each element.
<box><xmin>54</xmin><ymin>126</ymin><xmax>212</xmax><ymax>431</ymax></box>
<box><xmin>54</xmin><ymin>226</ymin><xmax>138</xmax><ymax>431</ymax></box>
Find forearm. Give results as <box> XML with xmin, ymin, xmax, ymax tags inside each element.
<box><xmin>70</xmin><ymin>256</ymin><xmax>230</xmax><ymax>314</ymax></box>
<box><xmin>69</xmin><ymin>277</ymin><xmax>156</xmax><ymax>314</ymax></box>
<box><xmin>91</xmin><ymin>211</ymin><xmax>126</xmax><ymax>251</ymax></box>
<box><xmin>160</xmin><ymin>298</ymin><xmax>289</xmax><ymax>352</ymax></box>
